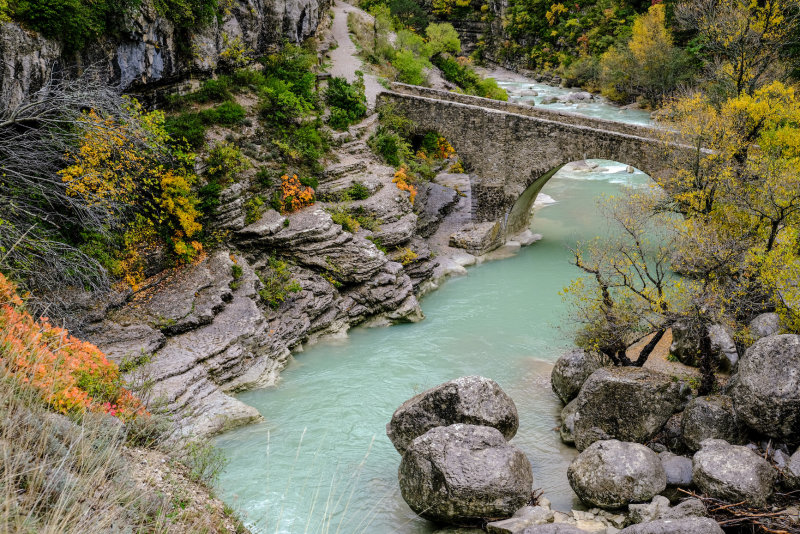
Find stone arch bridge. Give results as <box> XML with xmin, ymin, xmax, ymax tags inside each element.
<box><xmin>377</xmin><ymin>83</ymin><xmax>677</xmax><ymax>237</ymax></box>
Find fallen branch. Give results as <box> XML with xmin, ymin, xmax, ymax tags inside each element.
<box><xmin>678</xmin><ymin>489</ymin><xmax>800</xmax><ymax>533</ymax></box>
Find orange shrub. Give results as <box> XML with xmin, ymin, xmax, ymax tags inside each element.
<box><xmin>0</xmin><ymin>273</ymin><xmax>146</xmax><ymax>421</ymax></box>
<box><xmin>436</xmin><ymin>137</ymin><xmax>456</xmax><ymax>159</ymax></box>
<box><xmin>392</xmin><ymin>166</ymin><xmax>417</xmax><ymax>204</ymax></box>
<box><xmin>280</xmin><ymin>174</ymin><xmax>315</xmax><ymax>213</ymax></box>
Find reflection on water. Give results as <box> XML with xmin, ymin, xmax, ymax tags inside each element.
<box><xmin>214</xmin><ymin>161</ymin><xmax>652</xmax><ymax>533</ymax></box>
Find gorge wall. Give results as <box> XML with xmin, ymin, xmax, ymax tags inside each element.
<box><xmin>0</xmin><ymin>0</ymin><xmax>330</xmax><ymax>108</ymax></box>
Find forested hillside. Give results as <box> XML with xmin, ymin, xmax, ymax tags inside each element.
<box><xmin>365</xmin><ymin>0</ymin><xmax>800</xmax><ymax>106</ymax></box>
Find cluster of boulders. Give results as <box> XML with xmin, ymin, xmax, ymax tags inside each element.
<box><xmin>540</xmin><ymin>91</ymin><xmax>595</xmax><ymax>105</ymax></box>
<box><xmin>549</xmin><ymin>327</ymin><xmax>800</xmax><ymax>532</ymax></box>
<box><xmin>387</xmin><ymin>376</ymin><xmax>533</xmax><ymax>526</ymax></box>
<box><xmin>386</xmin><ymin>325</ymin><xmax>800</xmax><ymax>532</ymax></box>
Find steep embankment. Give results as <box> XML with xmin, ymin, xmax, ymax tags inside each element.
<box><xmin>0</xmin><ymin>0</ymin><xmax>330</xmax><ymax>108</ymax></box>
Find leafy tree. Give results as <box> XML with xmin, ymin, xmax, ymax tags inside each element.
<box><xmin>599</xmin><ymin>4</ymin><xmax>695</xmax><ymax>106</ymax></box>
<box><xmin>389</xmin><ymin>0</ymin><xmax>429</xmax><ymax>32</ymax></box>
<box><xmin>675</xmin><ymin>0</ymin><xmax>800</xmax><ymax>98</ymax></box>
<box><xmin>425</xmin><ymin>22</ymin><xmax>461</xmax><ymax>56</ymax></box>
<box><xmin>568</xmin><ymin>81</ymin><xmax>800</xmax><ymax>392</ymax></box>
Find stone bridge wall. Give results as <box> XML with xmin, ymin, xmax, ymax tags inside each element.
<box><xmin>377</xmin><ymin>89</ymin><xmax>671</xmax><ymax>233</ymax></box>
<box><xmin>389</xmin><ymin>83</ymin><xmax>658</xmax><ymax>139</ymax></box>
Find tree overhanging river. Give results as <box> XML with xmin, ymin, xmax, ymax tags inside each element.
<box><xmin>213</xmin><ymin>79</ymin><xmax>655</xmax><ymax>533</ymax></box>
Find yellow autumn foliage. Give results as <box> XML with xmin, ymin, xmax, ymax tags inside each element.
<box><xmin>59</xmin><ymin>98</ymin><xmax>202</xmax><ymax>288</ymax></box>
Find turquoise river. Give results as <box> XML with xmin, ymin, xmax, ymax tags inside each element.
<box><xmin>214</xmin><ymin>78</ymin><xmax>654</xmax><ymax>533</ymax></box>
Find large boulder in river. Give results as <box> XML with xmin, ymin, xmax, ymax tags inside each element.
<box><xmin>730</xmin><ymin>334</ymin><xmax>800</xmax><ymax>442</ymax></box>
<box><xmin>572</xmin><ymin>367</ymin><xmax>686</xmax><ymax>451</ymax></box>
<box><xmin>550</xmin><ymin>349</ymin><xmax>605</xmax><ymax>404</ymax></box>
<box><xmin>692</xmin><ymin>439</ymin><xmax>775</xmax><ymax>507</ymax></box>
<box><xmin>387</xmin><ymin>376</ymin><xmax>518</xmax><ymax>454</ymax></box>
<box><xmin>398</xmin><ymin>424</ymin><xmax>533</xmax><ymax>526</ymax></box>
<box><xmin>567</xmin><ymin>440</ymin><xmax>666</xmax><ymax>509</ymax></box>
<box><xmin>619</xmin><ymin>518</ymin><xmax>723</xmax><ymax>534</ymax></box>
<box><xmin>680</xmin><ymin>395</ymin><xmax>747</xmax><ymax>451</ymax></box>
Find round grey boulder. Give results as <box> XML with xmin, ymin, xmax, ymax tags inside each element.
<box><xmin>619</xmin><ymin>517</ymin><xmax>723</xmax><ymax>534</ymax></box>
<box><xmin>670</xmin><ymin>322</ymin><xmax>738</xmax><ymax>370</ymax></box>
<box><xmin>680</xmin><ymin>395</ymin><xmax>747</xmax><ymax>451</ymax></box>
<box><xmin>399</xmin><ymin>424</ymin><xmax>533</xmax><ymax>525</ymax></box>
<box><xmin>692</xmin><ymin>439</ymin><xmax>775</xmax><ymax>507</ymax></box>
<box><xmin>749</xmin><ymin>312</ymin><xmax>780</xmax><ymax>340</ymax></box>
<box><xmin>785</xmin><ymin>448</ymin><xmax>800</xmax><ymax>489</ymax></box>
<box><xmin>731</xmin><ymin>334</ymin><xmax>800</xmax><ymax>441</ymax></box>
<box><xmin>572</xmin><ymin>367</ymin><xmax>686</xmax><ymax>451</ymax></box>
<box><xmin>559</xmin><ymin>399</ymin><xmax>577</xmax><ymax>445</ymax></box>
<box><xmin>567</xmin><ymin>440</ymin><xmax>666</xmax><ymax>509</ymax></box>
<box><xmin>551</xmin><ymin>349</ymin><xmax>605</xmax><ymax>404</ymax></box>
<box><xmin>659</xmin><ymin>451</ymin><xmax>693</xmax><ymax>487</ymax></box>
<box><xmin>387</xmin><ymin>376</ymin><xmax>519</xmax><ymax>454</ymax></box>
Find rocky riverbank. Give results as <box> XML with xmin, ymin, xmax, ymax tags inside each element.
<box><xmin>76</xmin><ymin>84</ymin><xmax>543</xmax><ymax>441</ymax></box>
<box><xmin>383</xmin><ymin>325</ymin><xmax>800</xmax><ymax>533</ymax></box>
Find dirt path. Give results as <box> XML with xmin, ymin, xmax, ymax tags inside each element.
<box><xmin>328</xmin><ymin>0</ymin><xmax>383</xmax><ymax>110</ymax></box>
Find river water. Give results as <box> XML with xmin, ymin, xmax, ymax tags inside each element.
<box><xmin>214</xmin><ymin>80</ymin><xmax>653</xmax><ymax>533</ymax></box>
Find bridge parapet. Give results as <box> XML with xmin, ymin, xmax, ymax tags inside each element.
<box><xmin>389</xmin><ymin>82</ymin><xmax>658</xmax><ymax>140</ymax></box>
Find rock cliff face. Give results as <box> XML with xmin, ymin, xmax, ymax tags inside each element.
<box><xmin>0</xmin><ymin>0</ymin><xmax>330</xmax><ymax>108</ymax></box>
<box><xmin>83</xmin><ymin>205</ymin><xmax>425</xmax><ymax>440</ymax></box>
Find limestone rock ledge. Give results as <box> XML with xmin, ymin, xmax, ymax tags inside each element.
<box><xmin>85</xmin><ymin>208</ymin><xmax>423</xmax><ymax>440</ymax></box>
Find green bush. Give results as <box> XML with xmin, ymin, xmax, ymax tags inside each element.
<box><xmin>432</xmin><ymin>54</ymin><xmax>507</xmax><ymax>100</ymax></box>
<box><xmin>199</xmin><ymin>142</ymin><xmax>248</xmax><ymax>214</ymax></box>
<box><xmin>205</xmin><ymin>101</ymin><xmax>246</xmax><ymax>125</ymax></box>
<box><xmin>181</xmin><ymin>440</ymin><xmax>228</xmax><ymax>486</ymax></box>
<box><xmin>425</xmin><ymin>23</ymin><xmax>461</xmax><ymax>57</ymax></box>
<box><xmin>346</xmin><ymin>182</ymin><xmax>371</xmax><ymax>200</ymax></box>
<box><xmin>231</xmin><ymin>68</ymin><xmax>268</xmax><ymax>89</ymax></box>
<box><xmin>369</xmin><ymin>128</ymin><xmax>411</xmax><ymax>166</ymax></box>
<box><xmin>261</xmin><ymin>43</ymin><xmax>318</xmax><ymax>104</ymax></box>
<box><xmin>396</xmin><ymin>29</ymin><xmax>430</xmax><ymax>59</ymax></box>
<box><xmin>325</xmin><ymin>76</ymin><xmax>367</xmax><ymax>130</ymax></box>
<box><xmin>299</xmin><ymin>176</ymin><xmax>319</xmax><ymax>189</ymax></box>
<box><xmin>192</xmin><ymin>77</ymin><xmax>233</xmax><ymax>103</ymax></box>
<box><xmin>12</xmin><ymin>0</ymin><xmax>138</xmax><ymax>51</ymax></box>
<box><xmin>164</xmin><ymin>101</ymin><xmax>245</xmax><ymax>148</ymax></box>
<box><xmin>165</xmin><ymin>113</ymin><xmax>207</xmax><ymax>148</ymax></box>
<box><xmin>393</xmin><ymin>49</ymin><xmax>426</xmax><ymax>85</ymax></box>
<box><xmin>258</xmin><ymin>257</ymin><xmax>302</xmax><ymax>309</ymax></box>
<box><xmin>329</xmin><ymin>208</ymin><xmax>361</xmax><ymax>233</ymax></box>
<box><xmin>256</xmin><ymin>166</ymin><xmax>275</xmax><ymax>187</ymax></box>
<box><xmin>259</xmin><ymin>78</ymin><xmax>313</xmax><ymax>125</ymax></box>
<box><xmin>244</xmin><ymin>195</ymin><xmax>265</xmax><ymax>224</ymax></box>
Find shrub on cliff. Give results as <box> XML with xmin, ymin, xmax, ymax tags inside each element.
<box><xmin>0</xmin><ymin>272</ymin><xmax>145</xmax><ymax>420</ymax></box>
<box><xmin>325</xmin><ymin>75</ymin><xmax>367</xmax><ymax>130</ymax></box>
<box><xmin>1</xmin><ymin>73</ymin><xmax>204</xmax><ymax>309</ymax></box>
<box><xmin>9</xmin><ymin>0</ymin><xmax>219</xmax><ymax>51</ymax></box>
